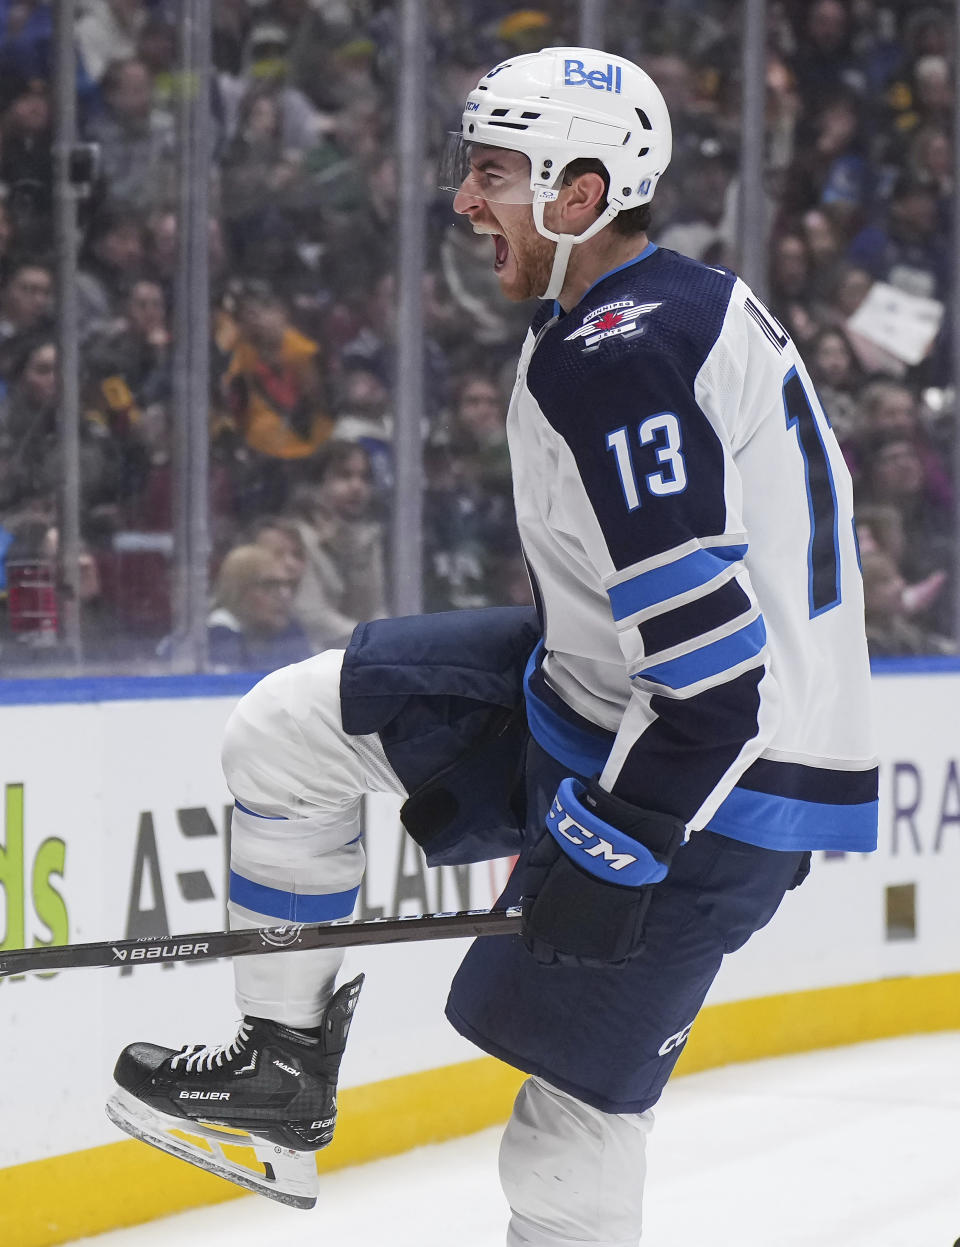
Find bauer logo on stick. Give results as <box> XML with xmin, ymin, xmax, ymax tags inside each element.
<box><xmin>112</xmin><ymin>941</ymin><xmax>210</xmax><ymax>962</ymax></box>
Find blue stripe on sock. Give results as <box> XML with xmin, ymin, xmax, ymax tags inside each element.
<box><xmin>229</xmin><ymin>871</ymin><xmax>359</xmax><ymax>922</ymax></box>
<box><xmin>234</xmin><ymin>799</ymin><xmax>287</xmax><ymax>821</ymax></box>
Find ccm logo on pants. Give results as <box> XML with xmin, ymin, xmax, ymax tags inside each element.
<box><xmin>658</xmin><ymin>1023</ymin><xmax>693</xmax><ymax>1056</ymax></box>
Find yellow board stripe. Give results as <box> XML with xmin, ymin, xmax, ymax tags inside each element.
<box><xmin>4</xmin><ymin>972</ymin><xmax>960</xmax><ymax>1247</ymax></box>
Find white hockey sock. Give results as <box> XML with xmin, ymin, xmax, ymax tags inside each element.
<box><xmin>220</xmin><ymin>650</ymin><xmax>406</xmax><ymax>1029</ymax></box>
<box><xmin>500</xmin><ymin>1077</ymin><xmax>653</xmax><ymax>1247</ymax></box>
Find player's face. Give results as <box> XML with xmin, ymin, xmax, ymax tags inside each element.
<box><xmin>453</xmin><ymin>147</ymin><xmax>554</xmax><ymax>301</ymax></box>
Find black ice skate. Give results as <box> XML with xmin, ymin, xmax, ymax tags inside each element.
<box><xmin>105</xmin><ymin>974</ymin><xmax>363</xmax><ymax>1209</ymax></box>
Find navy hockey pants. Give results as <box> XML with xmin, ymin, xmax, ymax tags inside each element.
<box><xmin>342</xmin><ymin>608</ymin><xmax>810</xmax><ymax>1116</ymax></box>
<box><xmin>447</xmin><ymin>736</ymin><xmax>809</xmax><ymax>1114</ymax></box>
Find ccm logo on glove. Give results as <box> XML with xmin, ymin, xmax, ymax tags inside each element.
<box><xmin>546</xmin><ymin>778</ymin><xmax>670</xmax><ymax>887</ymax></box>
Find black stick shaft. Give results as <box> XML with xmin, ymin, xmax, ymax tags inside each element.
<box><xmin>0</xmin><ymin>908</ymin><xmax>523</xmax><ymax>978</ymax></box>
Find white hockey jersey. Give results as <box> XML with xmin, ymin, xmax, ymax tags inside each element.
<box><xmin>510</xmin><ymin>243</ymin><xmax>878</xmax><ymax>852</ymax></box>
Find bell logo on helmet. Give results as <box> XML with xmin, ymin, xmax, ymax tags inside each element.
<box><xmin>563</xmin><ymin>58</ymin><xmax>622</xmax><ymax>94</ymax></box>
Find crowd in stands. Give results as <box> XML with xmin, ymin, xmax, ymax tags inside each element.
<box><xmin>0</xmin><ymin>0</ymin><xmax>955</xmax><ymax>669</ymax></box>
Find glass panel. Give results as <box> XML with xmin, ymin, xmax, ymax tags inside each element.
<box><xmin>2</xmin><ymin>2</ymin><xmax>956</xmax><ymax>674</ymax></box>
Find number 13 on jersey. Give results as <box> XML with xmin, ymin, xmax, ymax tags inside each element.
<box><xmin>605</xmin><ymin>372</ymin><xmax>843</xmax><ymax>620</ymax></box>
<box><xmin>606</xmin><ymin>411</ymin><xmax>688</xmax><ymax>510</ymax></box>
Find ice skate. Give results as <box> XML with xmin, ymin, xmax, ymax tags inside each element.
<box><xmin>106</xmin><ymin>974</ymin><xmax>363</xmax><ymax>1209</ymax></box>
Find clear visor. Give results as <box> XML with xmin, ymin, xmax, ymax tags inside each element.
<box><xmin>437</xmin><ymin>133</ymin><xmax>538</xmax><ymax>204</ymax></box>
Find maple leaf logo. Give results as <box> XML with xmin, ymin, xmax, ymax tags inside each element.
<box><xmin>563</xmin><ymin>300</ymin><xmax>662</xmax><ymax>348</ymax></box>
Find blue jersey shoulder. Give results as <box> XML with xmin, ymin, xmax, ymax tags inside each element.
<box><xmin>527</xmin><ymin>247</ymin><xmax>736</xmax><ymax>435</ymax></box>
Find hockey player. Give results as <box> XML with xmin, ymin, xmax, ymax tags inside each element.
<box><xmin>108</xmin><ymin>48</ymin><xmax>878</xmax><ymax>1243</ymax></box>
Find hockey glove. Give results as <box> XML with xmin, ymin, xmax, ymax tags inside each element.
<box><xmin>521</xmin><ymin>777</ymin><xmax>685</xmax><ymax>968</ymax></box>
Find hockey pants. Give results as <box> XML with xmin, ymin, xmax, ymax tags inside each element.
<box><xmin>221</xmin><ymin>649</ymin><xmax>652</xmax><ymax>1246</ymax></box>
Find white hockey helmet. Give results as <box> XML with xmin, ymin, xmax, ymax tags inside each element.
<box><xmin>441</xmin><ymin>47</ymin><xmax>672</xmax><ymax>297</ymax></box>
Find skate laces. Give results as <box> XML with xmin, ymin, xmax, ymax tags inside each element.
<box><xmin>170</xmin><ymin>1020</ymin><xmax>254</xmax><ymax>1073</ymax></box>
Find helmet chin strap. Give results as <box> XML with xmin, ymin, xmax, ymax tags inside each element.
<box><xmin>541</xmin><ymin>232</ymin><xmax>575</xmax><ymax>302</ymax></box>
<box><xmin>533</xmin><ymin>199</ymin><xmax>622</xmax><ymax>302</ymax></box>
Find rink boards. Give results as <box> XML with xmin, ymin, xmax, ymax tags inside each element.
<box><xmin>2</xmin><ymin>662</ymin><xmax>960</xmax><ymax>1245</ymax></box>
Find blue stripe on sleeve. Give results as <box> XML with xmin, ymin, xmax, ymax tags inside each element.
<box><xmin>229</xmin><ymin>871</ymin><xmax>359</xmax><ymax>922</ymax></box>
<box><xmin>608</xmin><ymin>545</ymin><xmax>747</xmax><ymax>621</ymax></box>
<box><xmin>523</xmin><ymin>646</ymin><xmax>614</xmax><ymax>777</ymax></box>
<box><xmin>709</xmin><ymin>787</ymin><xmax>878</xmax><ymax>852</ymax></box>
<box><xmin>638</xmin><ymin>616</ymin><xmax>766</xmax><ymax>690</ymax></box>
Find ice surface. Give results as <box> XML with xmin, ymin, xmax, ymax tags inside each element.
<box><xmin>71</xmin><ymin>1033</ymin><xmax>960</xmax><ymax>1246</ymax></box>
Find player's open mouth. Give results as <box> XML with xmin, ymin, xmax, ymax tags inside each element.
<box><xmin>493</xmin><ymin>234</ymin><xmax>509</xmax><ymax>272</ymax></box>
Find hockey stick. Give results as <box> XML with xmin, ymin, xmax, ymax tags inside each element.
<box><xmin>0</xmin><ymin>907</ymin><xmax>523</xmax><ymax>978</ymax></box>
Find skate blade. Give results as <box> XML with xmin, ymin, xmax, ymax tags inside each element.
<box><xmin>106</xmin><ymin>1086</ymin><xmax>319</xmax><ymax>1209</ymax></box>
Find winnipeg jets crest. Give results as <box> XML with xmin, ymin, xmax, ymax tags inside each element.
<box><xmin>564</xmin><ymin>299</ymin><xmax>661</xmax><ymax>352</ymax></box>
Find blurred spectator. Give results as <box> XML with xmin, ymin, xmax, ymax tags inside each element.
<box><xmin>0</xmin><ymin>256</ymin><xmax>52</xmax><ymax>348</ymax></box>
<box><xmin>862</xmin><ymin>549</ymin><xmax>955</xmax><ymax>657</ymax></box>
<box><xmin>910</xmin><ymin>54</ymin><xmax>953</xmax><ymax>132</ymax></box>
<box><xmin>0</xmin><ymin>197</ymin><xmax>17</xmax><ymax>289</ymax></box>
<box><xmin>206</xmin><ymin>542</ymin><xmax>313</xmax><ymax>671</ymax></box>
<box><xmin>856</xmin><ymin>430</ymin><xmax>952</xmax><ymax>627</ymax></box>
<box><xmin>906</xmin><ymin>124</ymin><xmax>952</xmax><ymax>205</ymax></box>
<box><xmin>0</xmin><ymin>513</ymin><xmax>117</xmax><ymax>663</ymax></box>
<box><xmin>221</xmin><ymin>279</ymin><xmax>333</xmax><ymax>514</ymax></box>
<box><xmin>0</xmin><ymin>513</ymin><xmax>59</xmax><ymax>655</ymax></box>
<box><xmin>855</xmin><ymin>501</ymin><xmax>948</xmax><ymax>621</ymax></box>
<box><xmin>818</xmin><ymin>262</ymin><xmax>908</xmax><ymax>377</ymax></box>
<box><xmin>801</xmin><ymin>208</ymin><xmax>843</xmax><ymax>282</ymax></box>
<box><xmin>85</xmin><ymin>57</ymin><xmax>177</xmax><ymax>210</ymax></box>
<box><xmin>217</xmin><ymin>20</ymin><xmax>325</xmax><ymax>153</ymax></box>
<box><xmin>447</xmin><ymin>369</ymin><xmax>512</xmax><ymax>504</ymax></box>
<box><xmin>85</xmin><ymin>277</ymin><xmax>171</xmax><ymax>412</ymax></box>
<box><xmin>0</xmin><ymin>333</ymin><xmax>121</xmax><ymax>517</ymax></box>
<box><xmin>0</xmin><ymin>2</ymin><xmax>55</xmax><ymax>114</ymax></box>
<box><xmin>1</xmin><ymin>78</ymin><xmax>54</xmax><ymax>232</ymax></box>
<box><xmin>76</xmin><ymin>202</ymin><xmax>146</xmax><ymax>338</ymax></box>
<box><xmin>339</xmin><ymin>269</ymin><xmax>451</xmax><ymax>420</ymax></box>
<box><xmin>845</xmin><ymin>174</ymin><xmax>947</xmax><ymax>300</ymax></box>
<box><xmin>0</xmin><ymin>332</ymin><xmax>59</xmax><ymax>513</ymax></box>
<box><xmin>854</xmin><ymin>378</ymin><xmax>952</xmax><ymax>512</ymax></box>
<box><xmin>77</xmin><ymin>0</ymin><xmax>146</xmax><ymax>83</ymax></box>
<box><xmin>657</xmin><ymin>127</ymin><xmax>738</xmax><ymax>265</ymax></box>
<box><xmin>212</xmin><ymin>0</ymin><xmax>252</xmax><ymax>78</ymax></box>
<box><xmin>247</xmin><ymin>514</ymin><xmax>308</xmax><ymax>587</ymax></box>
<box><xmin>768</xmin><ymin>232</ymin><xmax>817</xmax><ymax>343</ymax></box>
<box><xmin>422</xmin><ymin>434</ymin><xmax>516</xmax><ymax>613</ymax></box>
<box><xmin>807</xmin><ymin>325</ymin><xmax>861</xmax><ymax>441</ymax></box>
<box><xmin>284</xmin><ymin>439</ymin><xmax>387</xmax><ymax>650</ymax></box>
<box><xmin>332</xmin><ymin>360</ymin><xmax>393</xmax><ymax>493</ymax></box>
<box><xmin>789</xmin><ymin>0</ymin><xmax>866</xmax><ymax>100</ymax></box>
<box><xmin>220</xmin><ymin>82</ymin><xmax>310</xmax><ymax>260</ymax></box>
<box><xmin>135</xmin><ymin>15</ymin><xmax>181</xmax><ymax>115</ymax></box>
<box><xmin>143</xmin><ymin>208</ymin><xmax>230</xmax><ymax>301</ymax></box>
